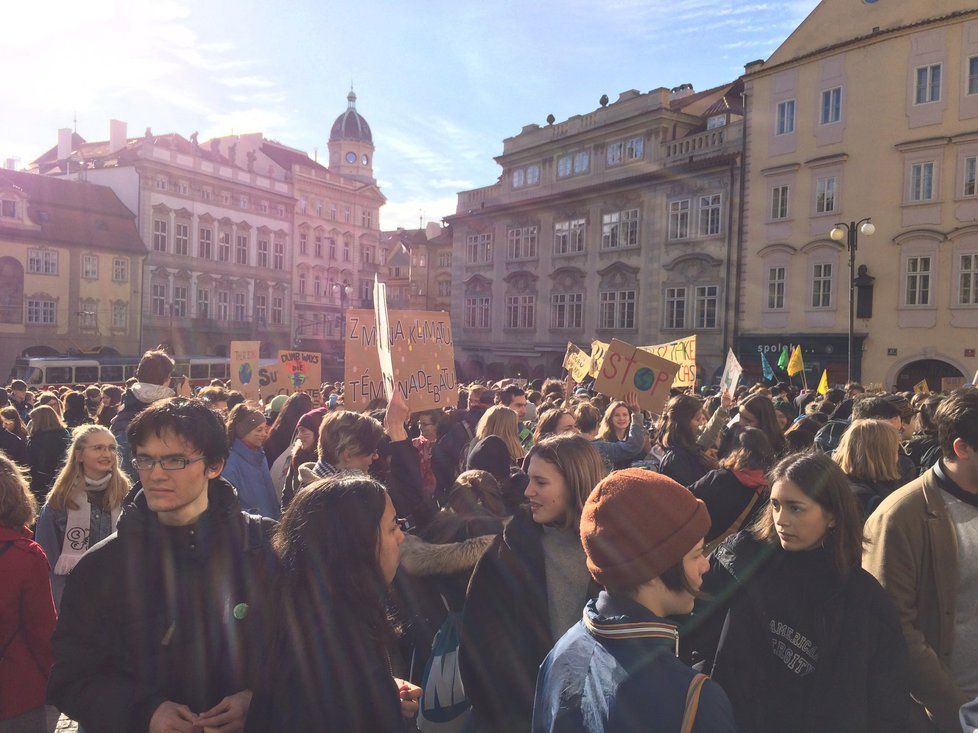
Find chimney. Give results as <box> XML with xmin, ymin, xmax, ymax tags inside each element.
<box><xmin>58</xmin><ymin>128</ymin><xmax>72</xmax><ymax>160</ymax></box>
<box><xmin>109</xmin><ymin>119</ymin><xmax>127</xmax><ymax>153</ymax></box>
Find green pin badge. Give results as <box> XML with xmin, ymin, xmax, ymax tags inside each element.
<box><xmin>233</xmin><ymin>603</ymin><xmax>249</xmax><ymax>620</ymax></box>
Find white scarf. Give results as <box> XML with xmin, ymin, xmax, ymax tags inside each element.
<box><xmin>131</xmin><ymin>382</ymin><xmax>175</xmax><ymax>405</ymax></box>
<box><xmin>53</xmin><ymin>473</ymin><xmax>122</xmax><ymax>575</ymax></box>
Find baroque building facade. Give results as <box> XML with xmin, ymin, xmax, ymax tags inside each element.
<box><xmin>31</xmin><ymin>122</ymin><xmax>294</xmax><ymax>357</ymax></box>
<box><xmin>737</xmin><ymin>0</ymin><xmax>978</xmax><ymax>390</ymax></box>
<box><xmin>448</xmin><ymin>83</ymin><xmax>743</xmax><ymax>382</ymax></box>
<box><xmin>0</xmin><ymin>170</ymin><xmax>146</xmax><ymax>378</ymax></box>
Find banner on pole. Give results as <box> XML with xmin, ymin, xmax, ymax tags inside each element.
<box><xmin>229</xmin><ymin>341</ymin><xmax>261</xmax><ymax>400</ymax></box>
<box><xmin>640</xmin><ymin>335</ymin><xmax>697</xmax><ymax>388</ymax></box>
<box><xmin>563</xmin><ymin>342</ymin><xmax>592</xmax><ymax>383</ymax></box>
<box><xmin>344</xmin><ymin>309</ymin><xmax>458</xmax><ymax>412</ymax></box>
<box><xmin>594</xmin><ymin>339</ymin><xmax>680</xmax><ymax>414</ymax></box>
<box><xmin>719</xmin><ymin>349</ymin><xmax>743</xmax><ymax>400</ymax></box>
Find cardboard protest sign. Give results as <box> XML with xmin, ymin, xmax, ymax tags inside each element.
<box><xmin>563</xmin><ymin>342</ymin><xmax>592</xmax><ymax>383</ymax></box>
<box><xmin>913</xmin><ymin>379</ymin><xmax>929</xmax><ymax>395</ymax></box>
<box><xmin>640</xmin><ymin>335</ymin><xmax>697</xmax><ymax>388</ymax></box>
<box><xmin>229</xmin><ymin>341</ymin><xmax>261</xmax><ymax>400</ymax></box>
<box><xmin>344</xmin><ymin>309</ymin><xmax>458</xmax><ymax>412</ymax></box>
<box><xmin>259</xmin><ymin>351</ymin><xmax>322</xmax><ymax>399</ymax></box>
<box><xmin>594</xmin><ymin>339</ymin><xmax>680</xmax><ymax>414</ymax></box>
<box><xmin>589</xmin><ymin>340</ymin><xmax>609</xmax><ymax>377</ymax></box>
<box><xmin>373</xmin><ymin>276</ymin><xmax>395</xmax><ymax>400</ymax></box>
<box><xmin>719</xmin><ymin>349</ymin><xmax>743</xmax><ymax>400</ymax></box>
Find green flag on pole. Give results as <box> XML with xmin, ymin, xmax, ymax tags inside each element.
<box><xmin>777</xmin><ymin>346</ymin><xmax>790</xmax><ymax>370</ymax></box>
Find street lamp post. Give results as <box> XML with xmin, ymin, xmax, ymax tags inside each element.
<box><xmin>333</xmin><ymin>282</ymin><xmax>352</xmax><ymax>341</ymax></box>
<box><xmin>829</xmin><ymin>218</ymin><xmax>875</xmax><ymax>384</ymax></box>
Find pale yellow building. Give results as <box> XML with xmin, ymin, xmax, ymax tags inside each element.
<box><xmin>738</xmin><ymin>1</ymin><xmax>978</xmax><ymax>390</ymax></box>
<box><xmin>0</xmin><ymin>169</ymin><xmax>146</xmax><ymax>378</ymax></box>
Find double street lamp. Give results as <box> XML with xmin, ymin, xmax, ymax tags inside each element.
<box><xmin>829</xmin><ymin>219</ymin><xmax>876</xmax><ymax>384</ymax></box>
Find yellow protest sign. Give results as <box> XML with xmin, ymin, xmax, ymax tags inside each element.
<box><xmin>640</xmin><ymin>335</ymin><xmax>697</xmax><ymax>388</ymax></box>
<box><xmin>229</xmin><ymin>341</ymin><xmax>261</xmax><ymax>400</ymax></box>
<box><xmin>589</xmin><ymin>340</ymin><xmax>609</xmax><ymax>377</ymax></box>
<box><xmin>344</xmin><ymin>309</ymin><xmax>459</xmax><ymax>412</ymax></box>
<box><xmin>594</xmin><ymin>339</ymin><xmax>680</xmax><ymax>414</ymax></box>
<box><xmin>913</xmin><ymin>379</ymin><xmax>929</xmax><ymax>395</ymax></box>
<box><xmin>563</xmin><ymin>342</ymin><xmax>592</xmax><ymax>383</ymax></box>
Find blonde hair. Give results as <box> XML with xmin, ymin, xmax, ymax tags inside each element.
<box><xmin>596</xmin><ymin>401</ymin><xmax>630</xmax><ymax>441</ymax></box>
<box><xmin>0</xmin><ymin>455</ymin><xmax>36</xmax><ymax>528</ymax></box>
<box><xmin>833</xmin><ymin>419</ymin><xmax>902</xmax><ymax>483</ymax></box>
<box><xmin>46</xmin><ymin>425</ymin><xmax>130</xmax><ymax>512</ymax></box>
<box><xmin>529</xmin><ymin>434</ymin><xmax>608</xmax><ymax>530</ymax></box>
<box><xmin>475</xmin><ymin>405</ymin><xmax>524</xmax><ymax>461</ymax></box>
<box><xmin>27</xmin><ymin>404</ymin><xmax>65</xmax><ymax>436</ymax></box>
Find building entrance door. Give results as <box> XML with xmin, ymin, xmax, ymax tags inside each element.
<box><xmin>894</xmin><ymin>360</ymin><xmax>964</xmax><ymax>392</ymax></box>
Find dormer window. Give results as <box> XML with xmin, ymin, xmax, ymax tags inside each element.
<box><xmin>707</xmin><ymin>114</ymin><xmax>727</xmax><ymax>129</ymax></box>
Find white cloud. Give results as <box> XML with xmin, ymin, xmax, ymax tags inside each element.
<box><xmin>381</xmin><ymin>194</ymin><xmax>460</xmax><ymax>231</ymax></box>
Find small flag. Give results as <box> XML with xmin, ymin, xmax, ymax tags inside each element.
<box><xmin>817</xmin><ymin>369</ymin><xmax>830</xmax><ymax>395</ymax></box>
<box><xmin>777</xmin><ymin>346</ymin><xmax>790</xmax><ymax>371</ymax></box>
<box><xmin>787</xmin><ymin>345</ymin><xmax>805</xmax><ymax>377</ymax></box>
<box><xmin>913</xmin><ymin>379</ymin><xmax>929</xmax><ymax>395</ymax></box>
<box><xmin>761</xmin><ymin>352</ymin><xmax>774</xmax><ymax>381</ymax></box>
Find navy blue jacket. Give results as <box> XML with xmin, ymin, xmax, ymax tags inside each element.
<box><xmin>533</xmin><ymin>592</ymin><xmax>738</xmax><ymax>733</ymax></box>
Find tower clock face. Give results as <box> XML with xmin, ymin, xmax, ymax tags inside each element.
<box><xmin>345</xmin><ymin>152</ymin><xmax>357</xmax><ymax>163</ymax></box>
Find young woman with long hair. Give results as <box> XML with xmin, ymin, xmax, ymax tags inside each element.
<box><xmin>532</xmin><ymin>408</ymin><xmax>578</xmax><ymax>444</ymax></box>
<box><xmin>721</xmin><ymin>393</ymin><xmax>787</xmax><ymax>458</ymax></box>
<box><xmin>472</xmin><ymin>404</ymin><xmax>525</xmax><ymax>464</ymax></box>
<box><xmin>34</xmin><ymin>425</ymin><xmax>129</xmax><ymax>608</ymax></box>
<box><xmin>0</xmin><ymin>455</ymin><xmax>56</xmax><ymax>732</ymax></box>
<box><xmin>460</xmin><ymin>434</ymin><xmax>607</xmax><ymax>732</ymax></box>
<box><xmin>274</xmin><ymin>407</ymin><xmax>324</xmax><ymax>511</ymax></box>
<box><xmin>657</xmin><ymin>395</ymin><xmax>717</xmax><ymax>486</ymax></box>
<box><xmin>707</xmin><ymin>451</ymin><xmax>910</xmax><ymax>732</ymax></box>
<box><xmin>596</xmin><ymin>400</ymin><xmax>631</xmax><ymax>442</ymax></box>
<box><xmin>833</xmin><ymin>419</ymin><xmax>907</xmax><ymax>517</ymax></box>
<box><xmin>1</xmin><ymin>405</ymin><xmax>28</xmax><ymax>441</ymax></box>
<box><xmin>245</xmin><ymin>475</ymin><xmax>419</xmax><ymax>732</ymax></box>
<box><xmin>25</xmin><ymin>405</ymin><xmax>71</xmax><ymax>506</ymax></box>
<box><xmin>261</xmin><ymin>392</ymin><xmax>314</xmax><ymax>469</ymax></box>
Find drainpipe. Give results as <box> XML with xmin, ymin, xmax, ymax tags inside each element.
<box><xmin>732</xmin><ymin>90</ymin><xmax>750</xmax><ymax>359</ymax></box>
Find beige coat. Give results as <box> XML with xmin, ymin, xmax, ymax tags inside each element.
<box><xmin>862</xmin><ymin>468</ymin><xmax>969</xmax><ymax>733</ymax></box>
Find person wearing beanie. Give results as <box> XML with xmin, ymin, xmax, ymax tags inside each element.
<box><xmin>277</xmin><ymin>407</ymin><xmax>326</xmax><ymax>511</ymax></box>
<box><xmin>532</xmin><ymin>468</ymin><xmax>737</xmax><ymax>733</ymax></box>
<box><xmin>693</xmin><ymin>452</ymin><xmax>909</xmax><ymax>733</ymax></box>
<box><xmin>220</xmin><ymin>403</ymin><xmax>280</xmax><ymax>519</ymax></box>
<box><xmin>460</xmin><ymin>434</ymin><xmax>607</xmax><ymax>733</ymax></box>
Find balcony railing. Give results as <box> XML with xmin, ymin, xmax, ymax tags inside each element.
<box><xmin>662</xmin><ymin>122</ymin><xmax>741</xmax><ymax>163</ymax></box>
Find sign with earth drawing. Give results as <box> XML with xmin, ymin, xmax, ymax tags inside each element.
<box><xmin>594</xmin><ymin>339</ymin><xmax>681</xmax><ymax>415</ymax></box>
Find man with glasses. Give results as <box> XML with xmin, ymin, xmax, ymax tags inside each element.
<box><xmin>48</xmin><ymin>398</ymin><xmax>279</xmax><ymax>733</ymax></box>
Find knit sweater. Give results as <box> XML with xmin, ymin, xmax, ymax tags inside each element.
<box><xmin>542</xmin><ymin>525</ymin><xmax>592</xmax><ymax>643</ymax></box>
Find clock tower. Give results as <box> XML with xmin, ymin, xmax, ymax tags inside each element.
<box><xmin>328</xmin><ymin>89</ymin><xmax>375</xmax><ymax>183</ymax></box>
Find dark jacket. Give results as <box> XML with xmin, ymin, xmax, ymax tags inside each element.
<box><xmin>244</xmin><ymin>597</ymin><xmax>403</xmax><ymax>733</ymax></box>
<box><xmin>847</xmin><ymin>476</ymin><xmax>907</xmax><ymax>518</ymax></box>
<box><xmin>432</xmin><ymin>408</ymin><xmax>484</xmax><ymax>496</ymax></box>
<box><xmin>0</xmin><ymin>526</ymin><xmax>56</xmax><ymax>721</ymax></box>
<box><xmin>0</xmin><ymin>426</ymin><xmax>26</xmax><ymax>465</ymax></box>
<box><xmin>659</xmin><ymin>444</ymin><xmax>711</xmax><ymax>487</ymax></box>
<box><xmin>689</xmin><ymin>468</ymin><xmax>768</xmax><ymax>545</ymax></box>
<box><xmin>460</xmin><ymin>510</ymin><xmax>599</xmax><ymax>733</ymax></box>
<box><xmin>110</xmin><ymin>385</ymin><xmax>172</xmax><ymax>482</ymax></box>
<box><xmin>533</xmin><ymin>592</ymin><xmax>738</xmax><ymax>733</ymax></box>
<box><xmin>25</xmin><ymin>428</ymin><xmax>70</xmax><ymax>504</ymax></box>
<box><xmin>710</xmin><ymin>533</ymin><xmax>910</xmax><ymax>733</ymax></box>
<box><xmin>47</xmin><ymin>478</ymin><xmax>279</xmax><ymax>733</ymax></box>
<box><xmin>903</xmin><ymin>433</ymin><xmax>940</xmax><ymax>473</ymax></box>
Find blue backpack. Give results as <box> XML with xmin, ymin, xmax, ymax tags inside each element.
<box><xmin>417</xmin><ymin>610</ymin><xmax>472</xmax><ymax>733</ymax></box>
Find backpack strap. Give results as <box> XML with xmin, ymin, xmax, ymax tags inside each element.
<box><xmin>680</xmin><ymin>673</ymin><xmax>709</xmax><ymax>733</ymax></box>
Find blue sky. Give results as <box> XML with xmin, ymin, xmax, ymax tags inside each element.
<box><xmin>4</xmin><ymin>0</ymin><xmax>819</xmax><ymax>228</ymax></box>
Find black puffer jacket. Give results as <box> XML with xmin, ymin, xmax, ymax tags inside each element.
<box><xmin>47</xmin><ymin>478</ymin><xmax>279</xmax><ymax>733</ymax></box>
<box><xmin>707</xmin><ymin>533</ymin><xmax>910</xmax><ymax>733</ymax></box>
<box><xmin>25</xmin><ymin>428</ymin><xmax>70</xmax><ymax>503</ymax></box>
<box><xmin>658</xmin><ymin>444</ymin><xmax>712</xmax><ymax>487</ymax></box>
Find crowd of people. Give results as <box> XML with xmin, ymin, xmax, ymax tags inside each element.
<box><xmin>1</xmin><ymin>347</ymin><xmax>977</xmax><ymax>732</ymax></box>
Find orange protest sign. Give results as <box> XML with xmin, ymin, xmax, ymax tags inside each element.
<box><xmin>594</xmin><ymin>339</ymin><xmax>680</xmax><ymax>414</ymax></box>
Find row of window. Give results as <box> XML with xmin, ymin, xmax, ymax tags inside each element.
<box><xmin>297</xmin><ymin>198</ymin><xmax>373</xmax><ymax>228</ymax></box>
<box><xmin>149</xmin><ymin>283</ymin><xmax>285</xmax><ymax>324</ymax></box>
<box><xmin>154</xmin><ymin>177</ymin><xmax>289</xmax><ymax>218</ymax></box>
<box><xmin>510</xmin><ymin>136</ymin><xmax>647</xmax><ymax>190</ymax></box>
<box><xmin>152</xmin><ymin>220</ymin><xmax>285</xmax><ymax>269</ymax></box>
<box><xmin>765</xmin><ymin>254</ymin><xmax>978</xmax><ymax>310</ymax></box>
<box><xmin>26</xmin><ymin>299</ymin><xmax>130</xmax><ymax>329</ymax></box>
<box><xmin>297</xmin><ymin>232</ymin><xmax>354</xmax><ymax>263</ymax></box>
<box><xmin>465</xmin><ymin>198</ymin><xmax>723</xmax><ymax>263</ymax></box>
<box><xmin>773</xmin><ymin>59</ymin><xmax>978</xmax><ymax>136</ymax></box>
<box><xmin>26</xmin><ymin>249</ymin><xmax>129</xmax><ymax>281</ymax></box>
<box><xmin>463</xmin><ymin>286</ymin><xmax>720</xmax><ymax>331</ymax></box>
